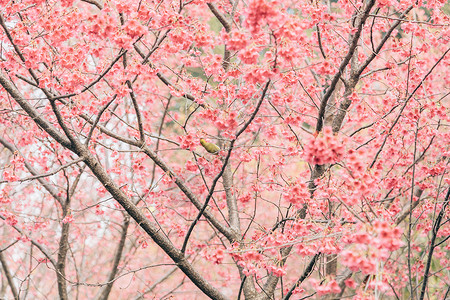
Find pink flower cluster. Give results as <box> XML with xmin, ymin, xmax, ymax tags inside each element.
<box><xmin>341</xmin><ymin>247</ymin><xmax>378</xmax><ymax>274</ymax></box>
<box><xmin>2</xmin><ymin>170</ymin><xmax>19</xmax><ymax>182</ymax></box>
<box><xmin>234</xmin><ymin>249</ymin><xmax>287</xmax><ymax>277</ymax></box>
<box><xmin>303</xmin><ymin>127</ymin><xmax>346</xmax><ymax>165</ymax></box>
<box><xmin>238</xmin><ymin>192</ymin><xmax>253</xmax><ymax>203</ymax></box>
<box><xmin>196</xmin><ymin>157</ymin><xmax>222</xmax><ymax>177</ymax></box>
<box><xmin>283</xmin><ymin>182</ymin><xmax>309</xmax><ymax>206</ymax></box>
<box><xmin>224</xmin><ymin>30</ymin><xmax>248</xmax><ymax>51</ymax></box>
<box><xmin>266</xmin><ymin>264</ymin><xmax>287</xmax><ymax>277</ymax></box>
<box><xmin>123</xmin><ymin>19</ymin><xmax>147</xmax><ymax>39</ymax></box>
<box><xmin>313</xmin><ymin>279</ymin><xmax>341</xmax><ymax>296</ymax></box>
<box><xmin>341</xmin><ymin>221</ymin><xmax>403</xmax><ymax>274</ymax></box>
<box><xmin>237</xmin><ymin>260</ymin><xmax>258</xmax><ymax>276</ymax></box>
<box><xmin>243</xmin><ymin>67</ymin><xmax>274</xmax><ymax>84</ymax></box>
<box><xmin>373</xmin><ymin>220</ymin><xmax>403</xmax><ymax>251</ymax></box>
<box><xmin>1</xmin><ymin>211</ymin><xmax>18</xmax><ymax>226</ymax></box>
<box><xmin>239</xmin><ymin>46</ymin><xmax>260</xmax><ymax>64</ymax></box>
<box><xmin>316</xmin><ymin>61</ymin><xmax>335</xmax><ymax>75</ymax></box>
<box><xmin>202</xmin><ymin>247</ymin><xmax>225</xmax><ymax>265</ymax></box>
<box><xmin>62</xmin><ymin>214</ymin><xmax>74</xmax><ymax>224</ymax></box>
<box><xmin>320</xmin><ymin>238</ymin><xmax>341</xmax><ymax>254</ymax></box>
<box><xmin>244</xmin><ymin>0</ymin><xmax>280</xmax><ymax>34</ymax></box>
<box><xmin>214</xmin><ymin>111</ymin><xmax>239</xmax><ymax>131</ymax></box>
<box><xmin>177</xmin><ymin>133</ymin><xmax>196</xmax><ymax>150</ymax></box>
<box><xmin>85</xmin><ymin>14</ymin><xmax>117</xmax><ymax>39</ymax></box>
<box><xmin>185</xmin><ymin>160</ymin><xmax>198</xmax><ymax>172</ymax></box>
<box><xmin>194</xmin><ymin>24</ymin><xmax>214</xmax><ymax>48</ymax></box>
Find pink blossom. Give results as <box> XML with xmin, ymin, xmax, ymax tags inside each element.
<box><xmin>62</xmin><ymin>215</ymin><xmax>74</xmax><ymax>224</ymax></box>
<box><xmin>303</xmin><ymin>127</ymin><xmax>346</xmax><ymax>165</ymax></box>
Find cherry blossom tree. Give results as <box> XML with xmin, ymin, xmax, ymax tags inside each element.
<box><xmin>0</xmin><ymin>0</ymin><xmax>449</xmax><ymax>298</ymax></box>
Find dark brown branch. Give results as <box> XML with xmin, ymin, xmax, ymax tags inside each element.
<box><xmin>142</xmin><ymin>145</ymin><xmax>235</xmax><ymax>241</ymax></box>
<box><xmin>0</xmin><ymin>157</ymin><xmax>84</xmax><ymax>184</ymax></box>
<box><xmin>133</xmin><ymin>267</ymin><xmax>178</xmax><ymax>299</ymax></box>
<box><xmin>314</xmin><ymin>0</ymin><xmax>376</xmax><ymax>133</ymax></box>
<box><xmin>419</xmin><ymin>187</ymin><xmax>450</xmax><ymax>300</ymax></box>
<box><xmin>1</xmin><ymin>12</ymin><xmax>58</xmax><ymax>105</ymax></box>
<box><xmin>356</xmin><ymin>6</ymin><xmax>414</xmax><ymax>78</ymax></box>
<box><xmin>80</xmin><ymin>0</ymin><xmax>103</xmax><ymax>9</ymax></box>
<box><xmin>78</xmin><ymin>107</ymin><xmax>232</xmax><ymax>241</ymax></box>
<box><xmin>56</xmin><ymin>169</ymin><xmax>74</xmax><ymax>300</ymax></box>
<box><xmin>332</xmin><ymin>6</ymin><xmax>417</xmax><ymax>134</ymax></box>
<box><xmin>369</xmin><ymin>8</ymin><xmax>380</xmax><ymax>52</ymax></box>
<box><xmin>149</xmin><ymin>95</ymin><xmax>172</xmax><ymax>188</ymax></box>
<box><xmin>2</xmin><ymin>47</ymin><xmax>229</xmax><ymax>300</ymax></box>
<box><xmin>85</xmin><ymin>95</ymin><xmax>117</xmax><ymax>146</ymax></box>
<box><xmin>403</xmin><ymin>124</ymin><xmax>439</xmax><ymax>175</ymax></box>
<box><xmin>208</xmin><ymin>3</ymin><xmax>231</xmax><ymax>32</ymax></box>
<box><xmin>52</xmin><ymin>50</ymin><xmax>127</xmax><ymax>101</ymax></box>
<box><xmin>121</xmin><ymin>44</ymin><xmax>146</xmax><ymax>143</ymax></box>
<box><xmin>74</xmin><ymin>147</ymin><xmax>228</xmax><ymax>300</ymax></box>
<box><xmin>283</xmin><ymin>253</ymin><xmax>320</xmax><ymax>300</ymax></box>
<box><xmin>349</xmin><ymin>103</ymin><xmax>400</xmax><ymax>137</ymax></box>
<box><xmin>133</xmin><ymin>43</ymin><xmax>204</xmax><ymax>107</ymax></box>
<box><xmin>57</xmin><ymin>218</ymin><xmax>70</xmax><ymax>300</ymax></box>
<box><xmin>98</xmin><ymin>216</ymin><xmax>130</xmax><ymax>300</ymax></box>
<box><xmin>223</xmin><ymin>164</ymin><xmax>241</xmax><ymax>231</ymax></box>
<box><xmin>181</xmin><ymin>80</ymin><xmax>271</xmax><ymax>253</ymax></box>
<box><xmin>48</xmin><ymin>97</ymin><xmax>78</xmax><ymax>146</ymax></box>
<box><xmin>126</xmin><ymin>80</ymin><xmax>146</xmax><ymax>142</ymax></box>
<box><xmin>0</xmin><ymin>215</ymin><xmax>57</xmax><ymax>267</ymax></box>
<box><xmin>0</xmin><ymin>72</ymin><xmax>71</xmax><ymax>148</ymax></box>
<box><xmin>79</xmin><ymin>113</ymin><xmax>142</xmax><ymax>146</ymax></box>
<box><xmin>156</xmin><ymin>72</ymin><xmax>204</xmax><ymax>106</ymax></box>
<box><xmin>0</xmin><ymin>137</ymin><xmax>65</xmax><ymax>205</ymax></box>
<box><xmin>0</xmin><ymin>13</ymin><xmax>27</xmax><ymax>64</ymax></box>
<box><xmin>0</xmin><ymin>252</ymin><xmax>19</xmax><ymax>300</ymax></box>
<box><xmin>0</xmin><ymin>241</ymin><xmax>18</xmax><ymax>253</ymax></box>
<box><xmin>316</xmin><ymin>24</ymin><xmax>326</xmax><ymax>59</ymax></box>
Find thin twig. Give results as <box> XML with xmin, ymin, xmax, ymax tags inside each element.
<box><xmin>369</xmin><ymin>47</ymin><xmax>450</xmax><ymax>168</ymax></box>
<box><xmin>316</xmin><ymin>24</ymin><xmax>327</xmax><ymax>59</ymax></box>
<box><xmin>419</xmin><ymin>187</ymin><xmax>450</xmax><ymax>300</ymax></box>
<box><xmin>0</xmin><ymin>157</ymin><xmax>84</xmax><ymax>184</ymax></box>
<box><xmin>283</xmin><ymin>253</ymin><xmax>320</xmax><ymax>300</ymax></box>
<box><xmin>181</xmin><ymin>80</ymin><xmax>271</xmax><ymax>253</ymax></box>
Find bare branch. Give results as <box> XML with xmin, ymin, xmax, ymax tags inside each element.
<box><xmin>126</xmin><ymin>79</ymin><xmax>146</xmax><ymax>143</ymax></box>
<box><xmin>283</xmin><ymin>253</ymin><xmax>320</xmax><ymax>300</ymax></box>
<box><xmin>98</xmin><ymin>216</ymin><xmax>130</xmax><ymax>300</ymax></box>
<box><xmin>0</xmin><ymin>157</ymin><xmax>84</xmax><ymax>184</ymax></box>
<box><xmin>52</xmin><ymin>50</ymin><xmax>127</xmax><ymax>101</ymax></box>
<box><xmin>369</xmin><ymin>47</ymin><xmax>450</xmax><ymax>168</ymax></box>
<box><xmin>0</xmin><ymin>215</ymin><xmax>57</xmax><ymax>267</ymax></box>
<box><xmin>208</xmin><ymin>3</ymin><xmax>232</xmax><ymax>32</ymax></box>
<box><xmin>419</xmin><ymin>187</ymin><xmax>450</xmax><ymax>300</ymax></box>
<box><xmin>356</xmin><ymin>6</ymin><xmax>414</xmax><ymax>78</ymax></box>
<box><xmin>85</xmin><ymin>95</ymin><xmax>118</xmax><ymax>146</ymax></box>
<box><xmin>0</xmin><ymin>72</ymin><xmax>72</xmax><ymax>148</ymax></box>
<box><xmin>315</xmin><ymin>0</ymin><xmax>376</xmax><ymax>133</ymax></box>
<box><xmin>76</xmin><ymin>148</ymin><xmax>229</xmax><ymax>300</ymax></box>
<box><xmin>316</xmin><ymin>24</ymin><xmax>327</xmax><ymax>59</ymax></box>
<box><xmin>0</xmin><ymin>252</ymin><xmax>19</xmax><ymax>300</ymax></box>
<box><xmin>0</xmin><ymin>136</ymin><xmax>65</xmax><ymax>205</ymax></box>
<box><xmin>57</xmin><ymin>220</ymin><xmax>70</xmax><ymax>300</ymax></box>
<box><xmin>80</xmin><ymin>0</ymin><xmax>103</xmax><ymax>9</ymax></box>
<box><xmin>181</xmin><ymin>80</ymin><xmax>271</xmax><ymax>253</ymax></box>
